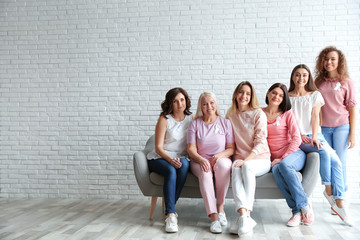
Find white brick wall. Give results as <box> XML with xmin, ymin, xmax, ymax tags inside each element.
<box><xmin>1</xmin><ymin>0</ymin><xmax>359</xmax><ymax>202</ymax></box>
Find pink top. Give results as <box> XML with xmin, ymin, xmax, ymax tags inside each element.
<box><xmin>227</xmin><ymin>109</ymin><xmax>270</xmax><ymax>160</ymax></box>
<box><xmin>262</xmin><ymin>109</ymin><xmax>301</xmax><ymax>161</ymax></box>
<box><xmin>187</xmin><ymin>116</ymin><xmax>234</xmax><ymax>161</ymax></box>
<box><xmin>318</xmin><ymin>78</ymin><xmax>357</xmax><ymax>127</ymax></box>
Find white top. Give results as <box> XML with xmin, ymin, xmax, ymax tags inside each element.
<box><xmin>147</xmin><ymin>114</ymin><xmax>193</xmax><ymax>160</ymax></box>
<box><xmin>289</xmin><ymin>91</ymin><xmax>324</xmax><ymax>135</ymax></box>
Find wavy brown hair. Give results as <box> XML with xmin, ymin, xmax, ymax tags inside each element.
<box><xmin>160</xmin><ymin>88</ymin><xmax>192</xmax><ymax>118</ymax></box>
<box><xmin>314</xmin><ymin>46</ymin><xmax>349</xmax><ymax>87</ymax></box>
<box><xmin>288</xmin><ymin>64</ymin><xmax>317</xmax><ymax>93</ymax></box>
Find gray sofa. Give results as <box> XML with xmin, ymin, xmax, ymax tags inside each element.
<box><xmin>133</xmin><ymin>135</ymin><xmax>320</xmax><ymax>219</ymax></box>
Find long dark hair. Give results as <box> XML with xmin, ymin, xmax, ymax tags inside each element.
<box><xmin>265</xmin><ymin>83</ymin><xmax>291</xmax><ymax>112</ymax></box>
<box><xmin>160</xmin><ymin>88</ymin><xmax>192</xmax><ymax>118</ymax></box>
<box><xmin>288</xmin><ymin>64</ymin><xmax>317</xmax><ymax>92</ymax></box>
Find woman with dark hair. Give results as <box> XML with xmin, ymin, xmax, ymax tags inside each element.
<box><xmin>226</xmin><ymin>81</ymin><xmax>271</xmax><ymax>236</ymax></box>
<box><xmin>147</xmin><ymin>87</ymin><xmax>193</xmax><ymax>233</ymax></box>
<box><xmin>263</xmin><ymin>83</ymin><xmax>313</xmax><ymax>227</ymax></box>
<box><xmin>314</xmin><ymin>46</ymin><xmax>356</xmax><ymax>196</ymax></box>
<box><xmin>288</xmin><ymin>64</ymin><xmax>352</xmax><ymax>226</ymax></box>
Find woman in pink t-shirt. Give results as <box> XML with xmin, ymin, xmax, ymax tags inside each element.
<box><xmin>187</xmin><ymin>92</ymin><xmax>235</xmax><ymax>234</ymax></box>
<box><xmin>226</xmin><ymin>81</ymin><xmax>271</xmax><ymax>236</ymax></box>
<box><xmin>314</xmin><ymin>46</ymin><xmax>357</xmax><ymax>193</ymax></box>
<box><xmin>263</xmin><ymin>83</ymin><xmax>313</xmax><ymax>227</ymax></box>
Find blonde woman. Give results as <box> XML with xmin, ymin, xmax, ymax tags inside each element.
<box><xmin>226</xmin><ymin>81</ymin><xmax>271</xmax><ymax>236</ymax></box>
<box><xmin>187</xmin><ymin>92</ymin><xmax>235</xmax><ymax>234</ymax></box>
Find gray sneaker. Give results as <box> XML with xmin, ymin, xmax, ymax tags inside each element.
<box><xmin>331</xmin><ymin>204</ymin><xmax>353</xmax><ymax>226</ymax></box>
<box><xmin>323</xmin><ymin>190</ymin><xmax>335</xmax><ymax>206</ymax></box>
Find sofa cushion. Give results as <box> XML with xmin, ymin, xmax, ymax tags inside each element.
<box><xmin>150</xmin><ymin>171</ymin><xmax>302</xmax><ymax>188</ymax></box>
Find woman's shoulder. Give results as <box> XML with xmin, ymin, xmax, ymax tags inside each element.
<box><xmin>247</xmin><ymin>108</ymin><xmax>265</xmax><ymax>119</ymax></box>
<box><xmin>283</xmin><ymin>109</ymin><xmax>294</xmax><ymax>118</ymax></box>
<box><xmin>185</xmin><ymin>114</ymin><xmax>193</xmax><ymax>121</ymax></box>
<box><xmin>341</xmin><ymin>78</ymin><xmax>355</xmax><ymax>87</ymax></box>
<box><xmin>252</xmin><ymin>108</ymin><xmax>264</xmax><ymax>115</ymax></box>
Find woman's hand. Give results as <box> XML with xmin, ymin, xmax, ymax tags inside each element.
<box><xmin>233</xmin><ymin>160</ymin><xmax>245</xmax><ymax>168</ymax></box>
<box><xmin>169</xmin><ymin>158</ymin><xmax>182</xmax><ymax>169</ymax></box>
<box><xmin>200</xmin><ymin>159</ymin><xmax>211</xmax><ymax>172</ymax></box>
<box><xmin>348</xmin><ymin>134</ymin><xmax>356</xmax><ymax>149</ymax></box>
<box><xmin>210</xmin><ymin>153</ymin><xmax>222</xmax><ymax>167</ymax></box>
<box><xmin>271</xmin><ymin>158</ymin><xmax>281</xmax><ymax>167</ymax></box>
<box><xmin>311</xmin><ymin>138</ymin><xmax>323</xmax><ymax>149</ymax></box>
<box><xmin>301</xmin><ymin>135</ymin><xmax>312</xmax><ymax>144</ymax></box>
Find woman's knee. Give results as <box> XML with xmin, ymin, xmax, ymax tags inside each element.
<box><xmin>164</xmin><ymin>166</ymin><xmax>177</xmax><ymax>179</ymax></box>
<box><xmin>215</xmin><ymin>158</ymin><xmax>232</xmax><ymax>171</ymax></box>
<box><xmin>179</xmin><ymin>158</ymin><xmax>190</xmax><ymax>169</ymax></box>
<box><xmin>241</xmin><ymin>161</ymin><xmax>253</xmax><ymax>172</ymax></box>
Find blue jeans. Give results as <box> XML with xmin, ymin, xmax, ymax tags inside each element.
<box><xmin>300</xmin><ymin>133</ymin><xmax>345</xmax><ymax>199</ymax></box>
<box><xmin>148</xmin><ymin>158</ymin><xmax>190</xmax><ymax>214</ymax></box>
<box><xmin>321</xmin><ymin>124</ymin><xmax>349</xmax><ymax>192</ymax></box>
<box><xmin>272</xmin><ymin>150</ymin><xmax>307</xmax><ymax>214</ymax></box>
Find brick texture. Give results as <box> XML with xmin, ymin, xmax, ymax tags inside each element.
<box><xmin>0</xmin><ymin>0</ymin><xmax>359</xmax><ymax>202</ymax></box>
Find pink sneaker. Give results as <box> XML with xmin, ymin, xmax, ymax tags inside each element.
<box><xmin>287</xmin><ymin>214</ymin><xmax>301</xmax><ymax>227</ymax></box>
<box><xmin>301</xmin><ymin>204</ymin><xmax>314</xmax><ymax>226</ymax></box>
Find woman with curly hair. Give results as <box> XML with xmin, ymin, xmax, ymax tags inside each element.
<box><xmin>314</xmin><ymin>46</ymin><xmax>357</xmax><ymax>207</ymax></box>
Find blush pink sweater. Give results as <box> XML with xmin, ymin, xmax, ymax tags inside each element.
<box><xmin>227</xmin><ymin>109</ymin><xmax>270</xmax><ymax>161</ymax></box>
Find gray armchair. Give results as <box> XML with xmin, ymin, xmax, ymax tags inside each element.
<box><xmin>133</xmin><ymin>135</ymin><xmax>320</xmax><ymax>219</ymax></box>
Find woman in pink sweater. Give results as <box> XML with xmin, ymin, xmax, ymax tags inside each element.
<box><xmin>263</xmin><ymin>83</ymin><xmax>313</xmax><ymax>227</ymax></box>
<box><xmin>314</xmin><ymin>46</ymin><xmax>357</xmax><ymax>194</ymax></box>
<box><xmin>226</xmin><ymin>81</ymin><xmax>271</xmax><ymax>236</ymax></box>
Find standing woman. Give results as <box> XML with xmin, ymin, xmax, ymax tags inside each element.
<box><xmin>226</xmin><ymin>81</ymin><xmax>271</xmax><ymax>236</ymax></box>
<box><xmin>147</xmin><ymin>87</ymin><xmax>193</xmax><ymax>233</ymax></box>
<box><xmin>314</xmin><ymin>46</ymin><xmax>357</xmax><ymax>193</ymax></box>
<box><xmin>263</xmin><ymin>83</ymin><xmax>313</xmax><ymax>227</ymax></box>
<box><xmin>187</xmin><ymin>92</ymin><xmax>235</xmax><ymax>234</ymax></box>
<box><xmin>288</xmin><ymin>64</ymin><xmax>352</xmax><ymax>226</ymax></box>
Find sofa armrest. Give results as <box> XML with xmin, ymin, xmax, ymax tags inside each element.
<box><xmin>133</xmin><ymin>150</ymin><xmax>153</xmax><ymax>196</ymax></box>
<box><xmin>301</xmin><ymin>152</ymin><xmax>320</xmax><ymax>196</ymax></box>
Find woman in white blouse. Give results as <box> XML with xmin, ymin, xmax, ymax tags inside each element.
<box><xmin>147</xmin><ymin>88</ymin><xmax>193</xmax><ymax>232</ymax></box>
<box><xmin>288</xmin><ymin>64</ymin><xmax>352</xmax><ymax>226</ymax></box>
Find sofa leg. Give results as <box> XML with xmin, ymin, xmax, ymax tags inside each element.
<box><xmin>162</xmin><ymin>197</ymin><xmax>165</xmax><ymax>214</ymax></box>
<box><xmin>149</xmin><ymin>196</ymin><xmax>157</xmax><ymax>220</ymax></box>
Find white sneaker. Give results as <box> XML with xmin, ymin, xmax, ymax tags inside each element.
<box><xmin>230</xmin><ymin>217</ymin><xmax>240</xmax><ymax>234</ymax></box>
<box><xmin>218</xmin><ymin>212</ymin><xmax>227</xmax><ymax>226</ymax></box>
<box><xmin>210</xmin><ymin>220</ymin><xmax>222</xmax><ymax>233</ymax></box>
<box><xmin>323</xmin><ymin>190</ymin><xmax>335</xmax><ymax>206</ymax></box>
<box><xmin>331</xmin><ymin>208</ymin><xmax>337</xmax><ymax>215</ymax></box>
<box><xmin>165</xmin><ymin>216</ymin><xmax>178</xmax><ymax>233</ymax></box>
<box><xmin>331</xmin><ymin>204</ymin><xmax>353</xmax><ymax>226</ymax></box>
<box><xmin>238</xmin><ymin>216</ymin><xmax>257</xmax><ymax>235</ymax></box>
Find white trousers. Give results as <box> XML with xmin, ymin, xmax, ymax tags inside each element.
<box><xmin>232</xmin><ymin>158</ymin><xmax>271</xmax><ymax>212</ymax></box>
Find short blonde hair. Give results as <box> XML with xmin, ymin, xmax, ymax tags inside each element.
<box><xmin>195</xmin><ymin>92</ymin><xmax>220</xmax><ymax>119</ymax></box>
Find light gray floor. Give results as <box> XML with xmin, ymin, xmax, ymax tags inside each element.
<box><xmin>0</xmin><ymin>198</ymin><xmax>359</xmax><ymax>240</ymax></box>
